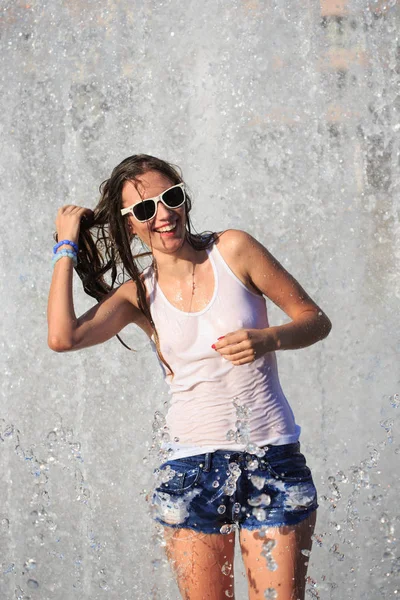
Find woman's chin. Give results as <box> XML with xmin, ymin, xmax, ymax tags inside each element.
<box><xmin>151</xmin><ymin>225</ymin><xmax>186</xmax><ymax>253</ymax></box>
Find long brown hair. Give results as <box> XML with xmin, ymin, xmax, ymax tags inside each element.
<box><xmin>70</xmin><ymin>154</ymin><xmax>218</xmax><ymax>375</ymax></box>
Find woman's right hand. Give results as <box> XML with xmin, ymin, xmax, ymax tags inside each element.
<box><xmin>55</xmin><ymin>205</ymin><xmax>94</xmax><ymax>242</ymax></box>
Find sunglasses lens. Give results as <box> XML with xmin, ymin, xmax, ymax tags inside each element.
<box><xmin>163</xmin><ymin>186</ymin><xmax>185</xmax><ymax>208</ymax></box>
<box><xmin>133</xmin><ymin>200</ymin><xmax>156</xmax><ymax>222</ymax></box>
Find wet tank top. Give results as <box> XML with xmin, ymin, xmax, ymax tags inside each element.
<box><xmin>142</xmin><ymin>241</ymin><xmax>301</xmax><ymax>460</ymax></box>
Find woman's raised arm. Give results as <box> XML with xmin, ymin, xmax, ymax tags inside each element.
<box><xmin>47</xmin><ymin>205</ymin><xmax>144</xmax><ymax>352</ymax></box>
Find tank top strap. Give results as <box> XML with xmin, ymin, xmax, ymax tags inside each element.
<box><xmin>208</xmin><ymin>240</ymin><xmax>264</xmax><ymax>300</ymax></box>
<box><xmin>141</xmin><ymin>263</ymin><xmax>156</xmax><ymax>298</ymax></box>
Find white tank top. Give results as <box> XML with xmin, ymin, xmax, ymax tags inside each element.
<box><xmin>142</xmin><ymin>240</ymin><xmax>301</xmax><ymax>460</ymax></box>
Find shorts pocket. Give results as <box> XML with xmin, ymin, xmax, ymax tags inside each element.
<box><xmin>155</xmin><ymin>462</ymin><xmax>202</xmax><ymax>496</ymax></box>
<box><xmin>266</xmin><ymin>453</ymin><xmax>312</xmax><ymax>483</ymax></box>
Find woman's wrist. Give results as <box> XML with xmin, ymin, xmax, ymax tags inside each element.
<box><xmin>267</xmin><ymin>311</ymin><xmax>331</xmax><ymax>351</ymax></box>
<box><xmin>52</xmin><ymin>239</ymin><xmax>79</xmax><ymax>268</ymax></box>
<box><xmin>54</xmin><ymin>238</ymin><xmax>79</xmax><ymax>254</ymax></box>
<box><xmin>52</xmin><ymin>249</ymin><xmax>78</xmax><ymax>268</ymax></box>
<box><xmin>55</xmin><ymin>243</ymin><xmax>75</xmax><ymax>253</ymax></box>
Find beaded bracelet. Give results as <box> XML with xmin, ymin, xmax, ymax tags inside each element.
<box><xmin>53</xmin><ymin>239</ymin><xmax>79</xmax><ymax>254</ymax></box>
<box><xmin>52</xmin><ymin>249</ymin><xmax>78</xmax><ymax>268</ymax></box>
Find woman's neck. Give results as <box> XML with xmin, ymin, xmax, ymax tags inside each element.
<box><xmin>153</xmin><ymin>241</ymin><xmax>208</xmax><ymax>280</ymax></box>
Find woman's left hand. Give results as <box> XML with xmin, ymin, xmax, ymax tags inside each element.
<box><xmin>212</xmin><ymin>329</ymin><xmax>277</xmax><ymax>366</ymax></box>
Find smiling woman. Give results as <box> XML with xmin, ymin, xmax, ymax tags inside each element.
<box><xmin>121</xmin><ymin>177</ymin><xmax>187</xmax><ymax>248</ymax></box>
<box><xmin>47</xmin><ymin>153</ymin><xmax>331</xmax><ymax>600</ymax></box>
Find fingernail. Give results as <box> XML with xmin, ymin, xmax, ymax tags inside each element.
<box><xmin>217</xmin><ymin>336</ymin><xmax>225</xmax><ymax>340</ymax></box>
<box><xmin>211</xmin><ymin>344</ymin><xmax>216</xmax><ymax>350</ymax></box>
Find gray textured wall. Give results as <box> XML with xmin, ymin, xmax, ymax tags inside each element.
<box><xmin>1</xmin><ymin>1</ymin><xmax>399</xmax><ymax>598</ymax></box>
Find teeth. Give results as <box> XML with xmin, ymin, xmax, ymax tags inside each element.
<box><xmin>155</xmin><ymin>223</ymin><xmax>176</xmax><ymax>233</ymax></box>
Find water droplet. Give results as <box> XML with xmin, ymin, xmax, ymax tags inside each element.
<box><xmin>99</xmin><ymin>579</ymin><xmax>109</xmax><ymax>590</ymax></box>
<box><xmin>223</xmin><ymin>483</ymin><xmax>237</xmax><ymax>496</ymax></box>
<box><xmin>248</xmin><ymin>494</ymin><xmax>271</xmax><ymax>507</ymax></box>
<box><xmin>46</xmin><ymin>519</ymin><xmax>57</xmax><ymax>531</ymax></box>
<box><xmin>263</xmin><ymin>539</ymin><xmax>276</xmax><ymax>552</ymax></box>
<box><xmin>3</xmin><ymin>563</ymin><xmax>14</xmax><ymax>574</ymax></box>
<box><xmin>250</xmin><ymin>475</ymin><xmax>266</xmax><ymax>490</ymax></box>
<box><xmin>27</xmin><ymin>579</ymin><xmax>39</xmax><ymax>589</ymax></box>
<box><xmin>336</xmin><ymin>471</ymin><xmax>348</xmax><ymax>483</ymax></box>
<box><xmin>218</xmin><ymin>505</ymin><xmax>226</xmax><ymax>514</ymax></box>
<box><xmin>329</xmin><ymin>543</ymin><xmax>345</xmax><ymax>561</ymax></box>
<box><xmin>246</xmin><ymin>459</ymin><xmax>259</xmax><ymax>471</ymax></box>
<box><xmin>253</xmin><ymin>507</ymin><xmax>267</xmax><ymax>521</ymax></box>
<box><xmin>220</xmin><ymin>524</ymin><xmax>234</xmax><ymax>534</ymax></box>
<box><xmin>233</xmin><ymin>502</ymin><xmax>241</xmax><ymax>514</ymax></box>
<box><xmin>254</xmin><ymin>446</ymin><xmax>266</xmax><ymax>457</ymax></box>
<box><xmin>266</xmin><ymin>559</ymin><xmax>278</xmax><ymax>571</ymax></box>
<box><xmin>380</xmin><ymin>418</ymin><xmax>394</xmax><ymax>432</ymax></box>
<box><xmin>226</xmin><ymin>430</ymin><xmax>236</xmax><ymax>441</ymax></box>
<box><xmin>24</xmin><ymin>559</ymin><xmax>37</xmax><ymax>570</ymax></box>
<box><xmin>311</xmin><ymin>533</ymin><xmax>324</xmax><ymax>547</ymax></box>
<box><xmin>301</xmin><ymin>549</ymin><xmax>311</xmax><ymax>557</ymax></box>
<box><xmin>264</xmin><ymin>588</ymin><xmax>278</xmax><ymax>599</ymax></box>
<box><xmin>228</xmin><ymin>463</ymin><xmax>241</xmax><ymax>476</ymax></box>
<box><xmin>225</xmin><ymin>590</ymin><xmax>234</xmax><ymax>598</ymax></box>
<box><xmin>3</xmin><ymin>425</ymin><xmax>14</xmax><ymax>438</ymax></box>
<box><xmin>221</xmin><ymin>560</ymin><xmax>232</xmax><ymax>575</ymax></box>
<box><xmin>212</xmin><ymin>481</ymin><xmax>220</xmax><ymax>488</ymax></box>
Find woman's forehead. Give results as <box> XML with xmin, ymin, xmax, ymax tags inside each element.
<box><xmin>121</xmin><ymin>174</ymin><xmax>173</xmax><ymax>206</ymax></box>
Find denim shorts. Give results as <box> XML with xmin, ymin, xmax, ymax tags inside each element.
<box><xmin>150</xmin><ymin>442</ymin><xmax>318</xmax><ymax>534</ymax></box>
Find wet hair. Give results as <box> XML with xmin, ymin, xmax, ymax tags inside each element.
<box><xmin>68</xmin><ymin>154</ymin><xmax>218</xmax><ymax>376</ymax></box>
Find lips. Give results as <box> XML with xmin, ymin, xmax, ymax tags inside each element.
<box><xmin>153</xmin><ymin>220</ymin><xmax>178</xmax><ymax>233</ymax></box>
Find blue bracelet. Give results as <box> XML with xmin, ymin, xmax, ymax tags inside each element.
<box><xmin>53</xmin><ymin>240</ymin><xmax>79</xmax><ymax>254</ymax></box>
<box><xmin>52</xmin><ymin>249</ymin><xmax>78</xmax><ymax>268</ymax></box>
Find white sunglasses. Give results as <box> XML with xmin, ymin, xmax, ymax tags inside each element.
<box><xmin>120</xmin><ymin>183</ymin><xmax>186</xmax><ymax>222</ymax></box>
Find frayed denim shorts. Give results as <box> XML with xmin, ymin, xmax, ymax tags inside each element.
<box><xmin>150</xmin><ymin>442</ymin><xmax>318</xmax><ymax>534</ymax></box>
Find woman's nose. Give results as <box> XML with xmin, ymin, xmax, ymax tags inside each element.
<box><xmin>155</xmin><ymin>200</ymin><xmax>174</xmax><ymax>220</ymax></box>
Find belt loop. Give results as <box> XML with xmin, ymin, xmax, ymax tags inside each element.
<box><xmin>203</xmin><ymin>452</ymin><xmax>212</xmax><ymax>472</ymax></box>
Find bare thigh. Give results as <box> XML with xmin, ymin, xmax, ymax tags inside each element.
<box><xmin>239</xmin><ymin>511</ymin><xmax>317</xmax><ymax>600</ymax></box>
<box><xmin>163</xmin><ymin>527</ymin><xmax>236</xmax><ymax>600</ymax></box>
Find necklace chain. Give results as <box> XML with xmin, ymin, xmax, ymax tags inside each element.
<box><xmin>192</xmin><ymin>262</ymin><xmax>196</xmax><ymax>293</ymax></box>
<box><xmin>187</xmin><ymin>261</ymin><xmax>196</xmax><ymax>312</ymax></box>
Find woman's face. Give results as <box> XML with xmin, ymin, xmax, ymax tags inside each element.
<box><xmin>121</xmin><ymin>170</ymin><xmax>187</xmax><ymax>254</ymax></box>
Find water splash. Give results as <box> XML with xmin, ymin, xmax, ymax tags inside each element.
<box><xmin>261</xmin><ymin>538</ymin><xmax>278</xmax><ymax>571</ymax></box>
<box><xmin>221</xmin><ymin>560</ymin><xmax>232</xmax><ymax>575</ymax></box>
<box><xmin>220</xmin><ymin>523</ymin><xmax>238</xmax><ymax>535</ymax></box>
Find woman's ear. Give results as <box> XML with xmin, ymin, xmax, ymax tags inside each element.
<box><xmin>127</xmin><ymin>219</ymin><xmax>136</xmax><ymax>235</ymax></box>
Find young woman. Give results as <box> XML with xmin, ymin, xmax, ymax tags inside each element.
<box><xmin>48</xmin><ymin>154</ymin><xmax>332</xmax><ymax>600</ymax></box>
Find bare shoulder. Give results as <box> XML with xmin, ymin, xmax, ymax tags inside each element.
<box><xmin>214</xmin><ymin>229</ymin><xmax>263</xmax><ymax>295</ymax></box>
<box><xmin>119</xmin><ymin>277</ymin><xmax>147</xmax><ymax>310</ymax></box>
<box><xmin>215</xmin><ymin>229</ymin><xmax>264</xmax><ymax>267</ymax></box>
<box><xmin>215</xmin><ymin>229</ymin><xmax>256</xmax><ymax>256</ymax></box>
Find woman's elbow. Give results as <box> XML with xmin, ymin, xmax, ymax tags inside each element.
<box><xmin>48</xmin><ymin>336</ymin><xmax>73</xmax><ymax>353</ymax></box>
<box><xmin>320</xmin><ymin>314</ymin><xmax>332</xmax><ymax>340</ymax></box>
